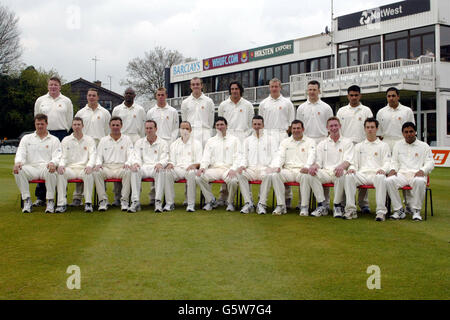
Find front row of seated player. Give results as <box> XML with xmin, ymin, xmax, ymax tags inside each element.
<box><xmin>14</xmin><ymin>114</ymin><xmax>434</xmax><ymax>221</ymax></box>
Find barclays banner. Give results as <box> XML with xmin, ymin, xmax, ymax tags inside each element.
<box><xmin>337</xmin><ymin>0</ymin><xmax>430</xmax><ymax>31</ymax></box>
<box><xmin>172</xmin><ymin>61</ymin><xmax>202</xmax><ymax>77</ymax></box>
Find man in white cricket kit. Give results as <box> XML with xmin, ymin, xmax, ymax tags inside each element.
<box><xmin>218</xmin><ymin>81</ymin><xmax>254</xmax><ymax>140</ymax></box>
<box><xmin>258</xmin><ymin>78</ymin><xmax>295</xmax><ymax>207</ymax></box>
<box><xmin>376</xmin><ymin>87</ymin><xmax>415</xmax><ymax>150</ymax></box>
<box><xmin>337</xmin><ymin>85</ymin><xmax>374</xmax><ymax>214</ymax></box>
<box><xmin>217</xmin><ymin>81</ymin><xmax>255</xmax><ymax>205</ymax></box>
<box><xmin>33</xmin><ymin>77</ymin><xmax>73</xmax><ymax>206</ymax></box>
<box><xmin>195</xmin><ymin>117</ymin><xmax>241</xmax><ymax>212</ymax></box>
<box><xmin>13</xmin><ymin>114</ymin><xmax>61</xmax><ymax>213</ymax></box>
<box><xmin>165</xmin><ymin>121</ymin><xmax>203</xmax><ymax>212</ymax></box>
<box><xmin>93</xmin><ymin>117</ymin><xmax>134</xmax><ymax>212</ymax></box>
<box><xmin>376</xmin><ymin>87</ymin><xmax>415</xmax><ymax>213</ymax></box>
<box><xmin>56</xmin><ymin>117</ymin><xmax>96</xmax><ymax>213</ymax></box>
<box><xmin>271</xmin><ymin>120</ymin><xmax>316</xmax><ymax>216</ymax></box>
<box><xmin>386</xmin><ymin>122</ymin><xmax>434</xmax><ymax>221</ymax></box>
<box><xmin>147</xmin><ymin>87</ymin><xmax>179</xmax><ymax>146</ymax></box>
<box><xmin>112</xmin><ymin>87</ymin><xmax>146</xmax><ymax>144</ymax></box>
<box><xmin>344</xmin><ymin>118</ymin><xmax>391</xmax><ymax>221</ymax></box>
<box><xmin>74</xmin><ymin>88</ymin><xmax>111</xmax><ymax>206</ymax></box>
<box><xmin>181</xmin><ymin>77</ymin><xmax>215</xmax><ymax>148</ymax></box>
<box><xmin>129</xmin><ymin>120</ymin><xmax>169</xmax><ymax>213</ymax></box>
<box><xmin>296</xmin><ymin>80</ymin><xmax>334</xmax><ymax>144</ymax></box>
<box><xmin>75</xmin><ymin>88</ymin><xmax>111</xmax><ymax>145</ymax></box>
<box><xmin>236</xmin><ymin>115</ymin><xmax>278</xmax><ymax>215</ymax></box>
<box><xmin>306</xmin><ymin>117</ymin><xmax>353</xmax><ymax>218</ymax></box>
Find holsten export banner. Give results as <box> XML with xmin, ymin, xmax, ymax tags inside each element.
<box><xmin>203</xmin><ymin>51</ymin><xmax>249</xmax><ymax>71</ymax></box>
<box><xmin>172</xmin><ymin>60</ymin><xmax>202</xmax><ymax>76</ymax></box>
<box><xmin>249</xmin><ymin>40</ymin><xmax>294</xmax><ymax>61</ymax></box>
<box><xmin>337</xmin><ymin>0</ymin><xmax>430</xmax><ymax>30</ymax></box>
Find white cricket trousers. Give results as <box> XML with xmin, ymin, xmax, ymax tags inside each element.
<box><xmin>272</xmin><ymin>169</ymin><xmax>310</xmax><ymax>207</ymax></box>
<box><xmin>344</xmin><ymin>173</ymin><xmax>387</xmax><ymax>214</ymax></box>
<box><xmin>130</xmin><ymin>165</ymin><xmax>165</xmax><ymax>203</ymax></box>
<box><xmin>14</xmin><ymin>164</ymin><xmax>57</xmax><ymax>200</ymax></box>
<box><xmin>386</xmin><ymin>173</ymin><xmax>427</xmax><ymax>211</ymax></box>
<box><xmin>56</xmin><ymin>166</ymin><xmax>94</xmax><ymax>206</ymax></box>
<box><xmin>93</xmin><ymin>164</ymin><xmax>131</xmax><ymax>202</ymax></box>
<box><xmin>195</xmin><ymin>168</ymin><xmax>238</xmax><ymax>204</ymax></box>
<box><xmin>238</xmin><ymin>167</ymin><xmax>272</xmax><ymax>205</ymax></box>
<box><xmin>165</xmin><ymin>167</ymin><xmax>197</xmax><ymax>206</ymax></box>
<box><xmin>306</xmin><ymin>169</ymin><xmax>345</xmax><ymax>205</ymax></box>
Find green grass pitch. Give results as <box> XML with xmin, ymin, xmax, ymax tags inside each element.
<box><xmin>0</xmin><ymin>155</ymin><xmax>448</xmax><ymax>300</ymax></box>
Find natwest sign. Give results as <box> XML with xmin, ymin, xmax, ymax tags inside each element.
<box><xmin>203</xmin><ymin>51</ymin><xmax>249</xmax><ymax>71</ymax></box>
<box><xmin>337</xmin><ymin>0</ymin><xmax>430</xmax><ymax>31</ymax></box>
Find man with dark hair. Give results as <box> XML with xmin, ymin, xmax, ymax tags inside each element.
<box><xmin>112</xmin><ymin>87</ymin><xmax>146</xmax><ymax>144</ymax></box>
<box><xmin>13</xmin><ymin>114</ymin><xmax>61</xmax><ymax>213</ymax></box>
<box><xmin>218</xmin><ymin>81</ymin><xmax>254</xmax><ymax>140</ymax></box>
<box><xmin>217</xmin><ymin>81</ymin><xmax>255</xmax><ymax>205</ymax></box>
<box><xmin>75</xmin><ymin>88</ymin><xmax>111</xmax><ymax>145</ymax></box>
<box><xmin>236</xmin><ymin>115</ymin><xmax>278</xmax><ymax>214</ymax></box>
<box><xmin>337</xmin><ymin>85</ymin><xmax>374</xmax><ymax>214</ymax></box>
<box><xmin>271</xmin><ymin>119</ymin><xmax>316</xmax><ymax>216</ymax></box>
<box><xmin>93</xmin><ymin>116</ymin><xmax>134</xmax><ymax>212</ymax></box>
<box><xmin>376</xmin><ymin>87</ymin><xmax>415</xmax><ymax>150</ymax></box>
<box><xmin>33</xmin><ymin>77</ymin><xmax>74</xmax><ymax>206</ymax></box>
<box><xmin>386</xmin><ymin>122</ymin><xmax>434</xmax><ymax>221</ymax></box>
<box><xmin>344</xmin><ymin>118</ymin><xmax>391</xmax><ymax>221</ymax></box>
<box><xmin>56</xmin><ymin>117</ymin><xmax>96</xmax><ymax>213</ymax></box>
<box><xmin>337</xmin><ymin>85</ymin><xmax>373</xmax><ymax>144</ymax></box>
<box><xmin>181</xmin><ymin>77</ymin><xmax>215</xmax><ymax>147</ymax></box>
<box><xmin>296</xmin><ymin>80</ymin><xmax>333</xmax><ymax>144</ymax></box>
<box><xmin>195</xmin><ymin>117</ymin><xmax>241</xmax><ymax>212</ymax></box>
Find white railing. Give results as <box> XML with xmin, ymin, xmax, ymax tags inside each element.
<box><xmin>290</xmin><ymin>55</ymin><xmax>435</xmax><ymax>99</ymax></box>
<box><xmin>165</xmin><ymin>56</ymin><xmax>435</xmax><ymax>107</ymax></box>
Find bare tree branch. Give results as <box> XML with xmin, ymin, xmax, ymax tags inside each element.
<box><xmin>121</xmin><ymin>46</ymin><xmax>193</xmax><ymax>99</ymax></box>
<box><xmin>0</xmin><ymin>5</ymin><xmax>22</xmax><ymax>74</ymax></box>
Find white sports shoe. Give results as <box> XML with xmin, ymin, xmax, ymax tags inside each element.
<box><xmin>98</xmin><ymin>200</ymin><xmax>108</xmax><ymax>211</ymax></box>
<box><xmin>163</xmin><ymin>203</ymin><xmax>175</xmax><ymax>212</ymax></box>
<box><xmin>121</xmin><ymin>200</ymin><xmax>129</xmax><ymax>212</ymax></box>
<box><xmin>45</xmin><ymin>200</ymin><xmax>55</xmax><ymax>213</ymax></box>
<box><xmin>390</xmin><ymin>209</ymin><xmax>406</xmax><ymax>220</ymax></box>
<box><xmin>186</xmin><ymin>204</ymin><xmax>195</xmax><ymax>212</ymax></box>
<box><xmin>412</xmin><ymin>210</ymin><xmax>422</xmax><ymax>221</ymax></box>
<box><xmin>311</xmin><ymin>206</ymin><xmax>327</xmax><ymax>217</ymax></box>
<box><xmin>375</xmin><ymin>212</ymin><xmax>386</xmax><ymax>221</ymax></box>
<box><xmin>226</xmin><ymin>203</ymin><xmax>235</xmax><ymax>212</ymax></box>
<box><xmin>343</xmin><ymin>210</ymin><xmax>357</xmax><ymax>220</ymax></box>
<box><xmin>273</xmin><ymin>205</ymin><xmax>287</xmax><ymax>215</ymax></box>
<box><xmin>128</xmin><ymin>201</ymin><xmax>141</xmax><ymax>213</ymax></box>
<box><xmin>154</xmin><ymin>200</ymin><xmax>163</xmax><ymax>213</ymax></box>
<box><xmin>22</xmin><ymin>198</ymin><xmax>32</xmax><ymax>213</ymax></box>
<box><xmin>299</xmin><ymin>206</ymin><xmax>309</xmax><ymax>216</ymax></box>
<box><xmin>240</xmin><ymin>203</ymin><xmax>254</xmax><ymax>214</ymax></box>
<box><xmin>256</xmin><ymin>203</ymin><xmax>267</xmax><ymax>215</ymax></box>
<box><xmin>333</xmin><ymin>206</ymin><xmax>343</xmax><ymax>218</ymax></box>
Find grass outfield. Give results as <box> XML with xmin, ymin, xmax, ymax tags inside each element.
<box><xmin>0</xmin><ymin>154</ymin><xmax>449</xmax><ymax>300</ymax></box>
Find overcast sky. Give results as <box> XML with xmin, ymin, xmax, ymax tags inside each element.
<box><xmin>2</xmin><ymin>0</ymin><xmax>395</xmax><ymax>95</ymax></box>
